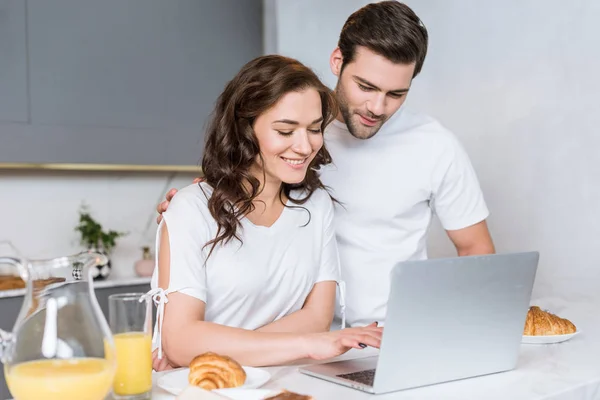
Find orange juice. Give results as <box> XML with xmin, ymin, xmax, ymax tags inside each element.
<box><xmin>5</xmin><ymin>358</ymin><xmax>114</xmax><ymax>400</ymax></box>
<box><xmin>113</xmin><ymin>332</ymin><xmax>153</xmax><ymax>396</ymax></box>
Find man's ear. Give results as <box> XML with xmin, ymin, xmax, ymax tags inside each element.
<box><xmin>330</xmin><ymin>47</ymin><xmax>344</xmax><ymax>77</ymax></box>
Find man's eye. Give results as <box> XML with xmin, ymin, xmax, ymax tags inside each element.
<box><xmin>358</xmin><ymin>84</ymin><xmax>373</xmax><ymax>92</ymax></box>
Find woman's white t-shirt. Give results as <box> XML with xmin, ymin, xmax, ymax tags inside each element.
<box><xmin>149</xmin><ymin>182</ymin><xmax>344</xmax><ymax>347</ymax></box>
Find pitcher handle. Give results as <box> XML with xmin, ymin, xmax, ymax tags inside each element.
<box><xmin>0</xmin><ymin>328</ymin><xmax>13</xmax><ymax>363</ymax></box>
<box><xmin>0</xmin><ymin>256</ymin><xmax>27</xmax><ymax>281</ymax></box>
<box><xmin>0</xmin><ymin>256</ymin><xmax>23</xmax><ymax>363</ymax></box>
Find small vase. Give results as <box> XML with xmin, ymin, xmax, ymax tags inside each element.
<box><xmin>134</xmin><ymin>246</ymin><xmax>155</xmax><ymax>277</ymax></box>
<box><xmin>87</xmin><ymin>246</ymin><xmax>111</xmax><ymax>281</ymax></box>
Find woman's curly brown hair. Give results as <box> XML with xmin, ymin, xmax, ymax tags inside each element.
<box><xmin>201</xmin><ymin>55</ymin><xmax>338</xmax><ymax>257</ymax></box>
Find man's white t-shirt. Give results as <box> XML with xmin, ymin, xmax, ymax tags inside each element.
<box><xmin>150</xmin><ymin>182</ymin><xmax>342</xmax><ymax>335</ymax></box>
<box><xmin>321</xmin><ymin>107</ymin><xmax>489</xmax><ymax>327</ymax></box>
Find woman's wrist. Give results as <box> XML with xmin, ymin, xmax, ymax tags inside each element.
<box><xmin>295</xmin><ymin>332</ymin><xmax>316</xmax><ymax>360</ymax></box>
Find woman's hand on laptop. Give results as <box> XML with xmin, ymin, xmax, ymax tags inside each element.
<box><xmin>304</xmin><ymin>322</ymin><xmax>382</xmax><ymax>361</ymax></box>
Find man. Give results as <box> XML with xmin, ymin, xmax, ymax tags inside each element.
<box><xmin>157</xmin><ymin>1</ymin><xmax>495</xmax><ymax>328</ymax></box>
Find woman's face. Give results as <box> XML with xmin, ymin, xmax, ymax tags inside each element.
<box><xmin>252</xmin><ymin>88</ymin><xmax>324</xmax><ymax>185</ymax></box>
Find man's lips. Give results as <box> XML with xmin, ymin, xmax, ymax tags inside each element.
<box><xmin>358</xmin><ymin>114</ymin><xmax>380</xmax><ymax>127</ymax></box>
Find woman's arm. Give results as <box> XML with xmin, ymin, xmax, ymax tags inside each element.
<box><xmin>161</xmin><ymin>292</ymin><xmax>382</xmax><ymax>368</ymax></box>
<box><xmin>159</xmin><ymin>224</ymin><xmax>381</xmax><ymax>368</ymax></box>
<box><xmin>161</xmin><ymin>292</ymin><xmax>312</xmax><ymax>367</ymax></box>
<box><xmin>255</xmin><ymin>281</ymin><xmax>336</xmax><ymax>333</ymax></box>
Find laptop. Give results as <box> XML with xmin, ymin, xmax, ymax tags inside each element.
<box><xmin>299</xmin><ymin>251</ymin><xmax>539</xmax><ymax>394</ymax></box>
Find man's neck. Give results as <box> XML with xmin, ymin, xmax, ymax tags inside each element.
<box><xmin>333</xmin><ymin>88</ymin><xmax>346</xmax><ymax>124</ymax></box>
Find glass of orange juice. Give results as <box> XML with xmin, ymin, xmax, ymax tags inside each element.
<box><xmin>108</xmin><ymin>293</ymin><xmax>153</xmax><ymax>400</ymax></box>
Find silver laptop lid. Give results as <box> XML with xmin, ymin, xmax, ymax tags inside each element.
<box><xmin>373</xmin><ymin>251</ymin><xmax>539</xmax><ymax>393</ymax></box>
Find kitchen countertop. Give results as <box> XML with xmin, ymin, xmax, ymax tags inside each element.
<box><xmin>0</xmin><ymin>274</ymin><xmax>151</xmax><ymax>299</ymax></box>
<box><xmin>149</xmin><ymin>290</ymin><xmax>600</xmax><ymax>400</ymax></box>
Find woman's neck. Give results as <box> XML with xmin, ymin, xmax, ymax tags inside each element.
<box><xmin>247</xmin><ymin>165</ymin><xmax>285</xmax><ymax>206</ymax></box>
<box><xmin>254</xmin><ymin>179</ymin><xmax>283</xmax><ymax>207</ymax></box>
<box><xmin>245</xmin><ymin>170</ymin><xmax>287</xmax><ymax>227</ymax></box>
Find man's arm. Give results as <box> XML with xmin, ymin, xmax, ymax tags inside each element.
<box><xmin>431</xmin><ymin>131</ymin><xmax>495</xmax><ymax>256</ymax></box>
<box><xmin>446</xmin><ymin>220</ymin><xmax>495</xmax><ymax>256</ymax></box>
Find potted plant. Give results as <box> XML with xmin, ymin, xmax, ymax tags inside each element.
<box><xmin>75</xmin><ymin>204</ymin><xmax>126</xmax><ymax>280</ymax></box>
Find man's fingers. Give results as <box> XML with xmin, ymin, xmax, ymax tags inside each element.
<box><xmin>166</xmin><ymin>188</ymin><xmax>177</xmax><ymax>201</ymax></box>
<box><xmin>156</xmin><ymin>199</ymin><xmax>169</xmax><ymax>214</ymax></box>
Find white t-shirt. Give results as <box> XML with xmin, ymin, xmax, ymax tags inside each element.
<box><xmin>149</xmin><ymin>182</ymin><xmax>343</xmax><ymax>347</ymax></box>
<box><xmin>321</xmin><ymin>107</ymin><xmax>489</xmax><ymax>327</ymax></box>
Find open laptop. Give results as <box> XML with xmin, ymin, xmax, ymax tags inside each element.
<box><xmin>299</xmin><ymin>251</ymin><xmax>539</xmax><ymax>394</ymax></box>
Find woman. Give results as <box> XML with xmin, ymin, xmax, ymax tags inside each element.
<box><xmin>150</xmin><ymin>55</ymin><xmax>381</xmax><ymax>369</ymax></box>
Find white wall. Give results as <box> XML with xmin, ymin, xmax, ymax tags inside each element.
<box><xmin>3</xmin><ymin>1</ymin><xmax>598</xmax><ymax>294</ymax></box>
<box><xmin>0</xmin><ymin>171</ymin><xmax>196</xmax><ymax>277</ymax></box>
<box><xmin>268</xmin><ymin>0</ymin><xmax>600</xmax><ymax>293</ymax></box>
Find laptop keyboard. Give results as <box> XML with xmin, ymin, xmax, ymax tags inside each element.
<box><xmin>337</xmin><ymin>369</ymin><xmax>376</xmax><ymax>386</ymax></box>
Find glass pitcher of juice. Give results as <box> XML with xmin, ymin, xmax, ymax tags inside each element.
<box><xmin>0</xmin><ymin>251</ymin><xmax>117</xmax><ymax>400</ymax></box>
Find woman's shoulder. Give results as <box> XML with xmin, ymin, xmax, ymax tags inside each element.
<box><xmin>165</xmin><ymin>182</ymin><xmax>213</xmax><ymax>217</ymax></box>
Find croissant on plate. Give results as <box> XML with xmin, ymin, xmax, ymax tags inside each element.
<box><xmin>523</xmin><ymin>306</ymin><xmax>576</xmax><ymax>336</ymax></box>
<box><xmin>263</xmin><ymin>390</ymin><xmax>313</xmax><ymax>400</ymax></box>
<box><xmin>188</xmin><ymin>352</ymin><xmax>246</xmax><ymax>390</ymax></box>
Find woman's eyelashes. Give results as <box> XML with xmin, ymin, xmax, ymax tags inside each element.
<box><xmin>276</xmin><ymin>128</ymin><xmax>322</xmax><ymax>136</ymax></box>
<box><xmin>276</xmin><ymin>130</ymin><xmax>294</xmax><ymax>136</ymax></box>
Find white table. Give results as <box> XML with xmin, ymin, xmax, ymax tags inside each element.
<box><xmin>151</xmin><ymin>294</ymin><xmax>600</xmax><ymax>400</ymax></box>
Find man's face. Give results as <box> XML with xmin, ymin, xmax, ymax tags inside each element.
<box><xmin>331</xmin><ymin>46</ymin><xmax>415</xmax><ymax>139</ymax></box>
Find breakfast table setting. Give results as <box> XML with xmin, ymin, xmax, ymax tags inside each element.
<box><xmin>2</xmin><ymin>250</ymin><xmax>599</xmax><ymax>400</ymax></box>
<box><xmin>149</xmin><ymin>279</ymin><xmax>600</xmax><ymax>400</ymax></box>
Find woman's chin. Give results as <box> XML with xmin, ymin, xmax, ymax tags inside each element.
<box><xmin>280</xmin><ymin>172</ymin><xmax>308</xmax><ymax>185</ymax></box>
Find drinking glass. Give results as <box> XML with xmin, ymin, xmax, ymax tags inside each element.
<box><xmin>108</xmin><ymin>293</ymin><xmax>153</xmax><ymax>400</ymax></box>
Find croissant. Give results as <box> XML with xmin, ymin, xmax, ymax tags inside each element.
<box><xmin>263</xmin><ymin>390</ymin><xmax>313</xmax><ymax>400</ymax></box>
<box><xmin>188</xmin><ymin>352</ymin><xmax>246</xmax><ymax>390</ymax></box>
<box><xmin>523</xmin><ymin>306</ymin><xmax>576</xmax><ymax>336</ymax></box>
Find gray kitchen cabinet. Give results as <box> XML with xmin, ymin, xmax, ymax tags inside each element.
<box><xmin>0</xmin><ymin>0</ymin><xmax>28</xmax><ymax>123</ymax></box>
<box><xmin>0</xmin><ymin>283</ymin><xmax>152</xmax><ymax>400</ymax></box>
<box><xmin>0</xmin><ymin>0</ymin><xmax>263</xmax><ymax>168</ymax></box>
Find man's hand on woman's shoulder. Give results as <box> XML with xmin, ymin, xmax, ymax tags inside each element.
<box><xmin>156</xmin><ymin>177</ymin><xmax>204</xmax><ymax>224</ymax></box>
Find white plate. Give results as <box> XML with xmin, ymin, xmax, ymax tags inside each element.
<box><xmin>157</xmin><ymin>366</ymin><xmax>271</xmax><ymax>396</ymax></box>
<box><xmin>212</xmin><ymin>388</ymin><xmax>278</xmax><ymax>400</ymax></box>
<box><xmin>522</xmin><ymin>330</ymin><xmax>580</xmax><ymax>344</ymax></box>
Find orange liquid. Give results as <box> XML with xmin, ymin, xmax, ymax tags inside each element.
<box><xmin>5</xmin><ymin>358</ymin><xmax>114</xmax><ymax>400</ymax></box>
<box><xmin>113</xmin><ymin>332</ymin><xmax>153</xmax><ymax>396</ymax></box>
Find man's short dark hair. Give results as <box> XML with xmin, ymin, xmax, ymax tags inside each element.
<box><xmin>338</xmin><ymin>1</ymin><xmax>428</xmax><ymax>77</ymax></box>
